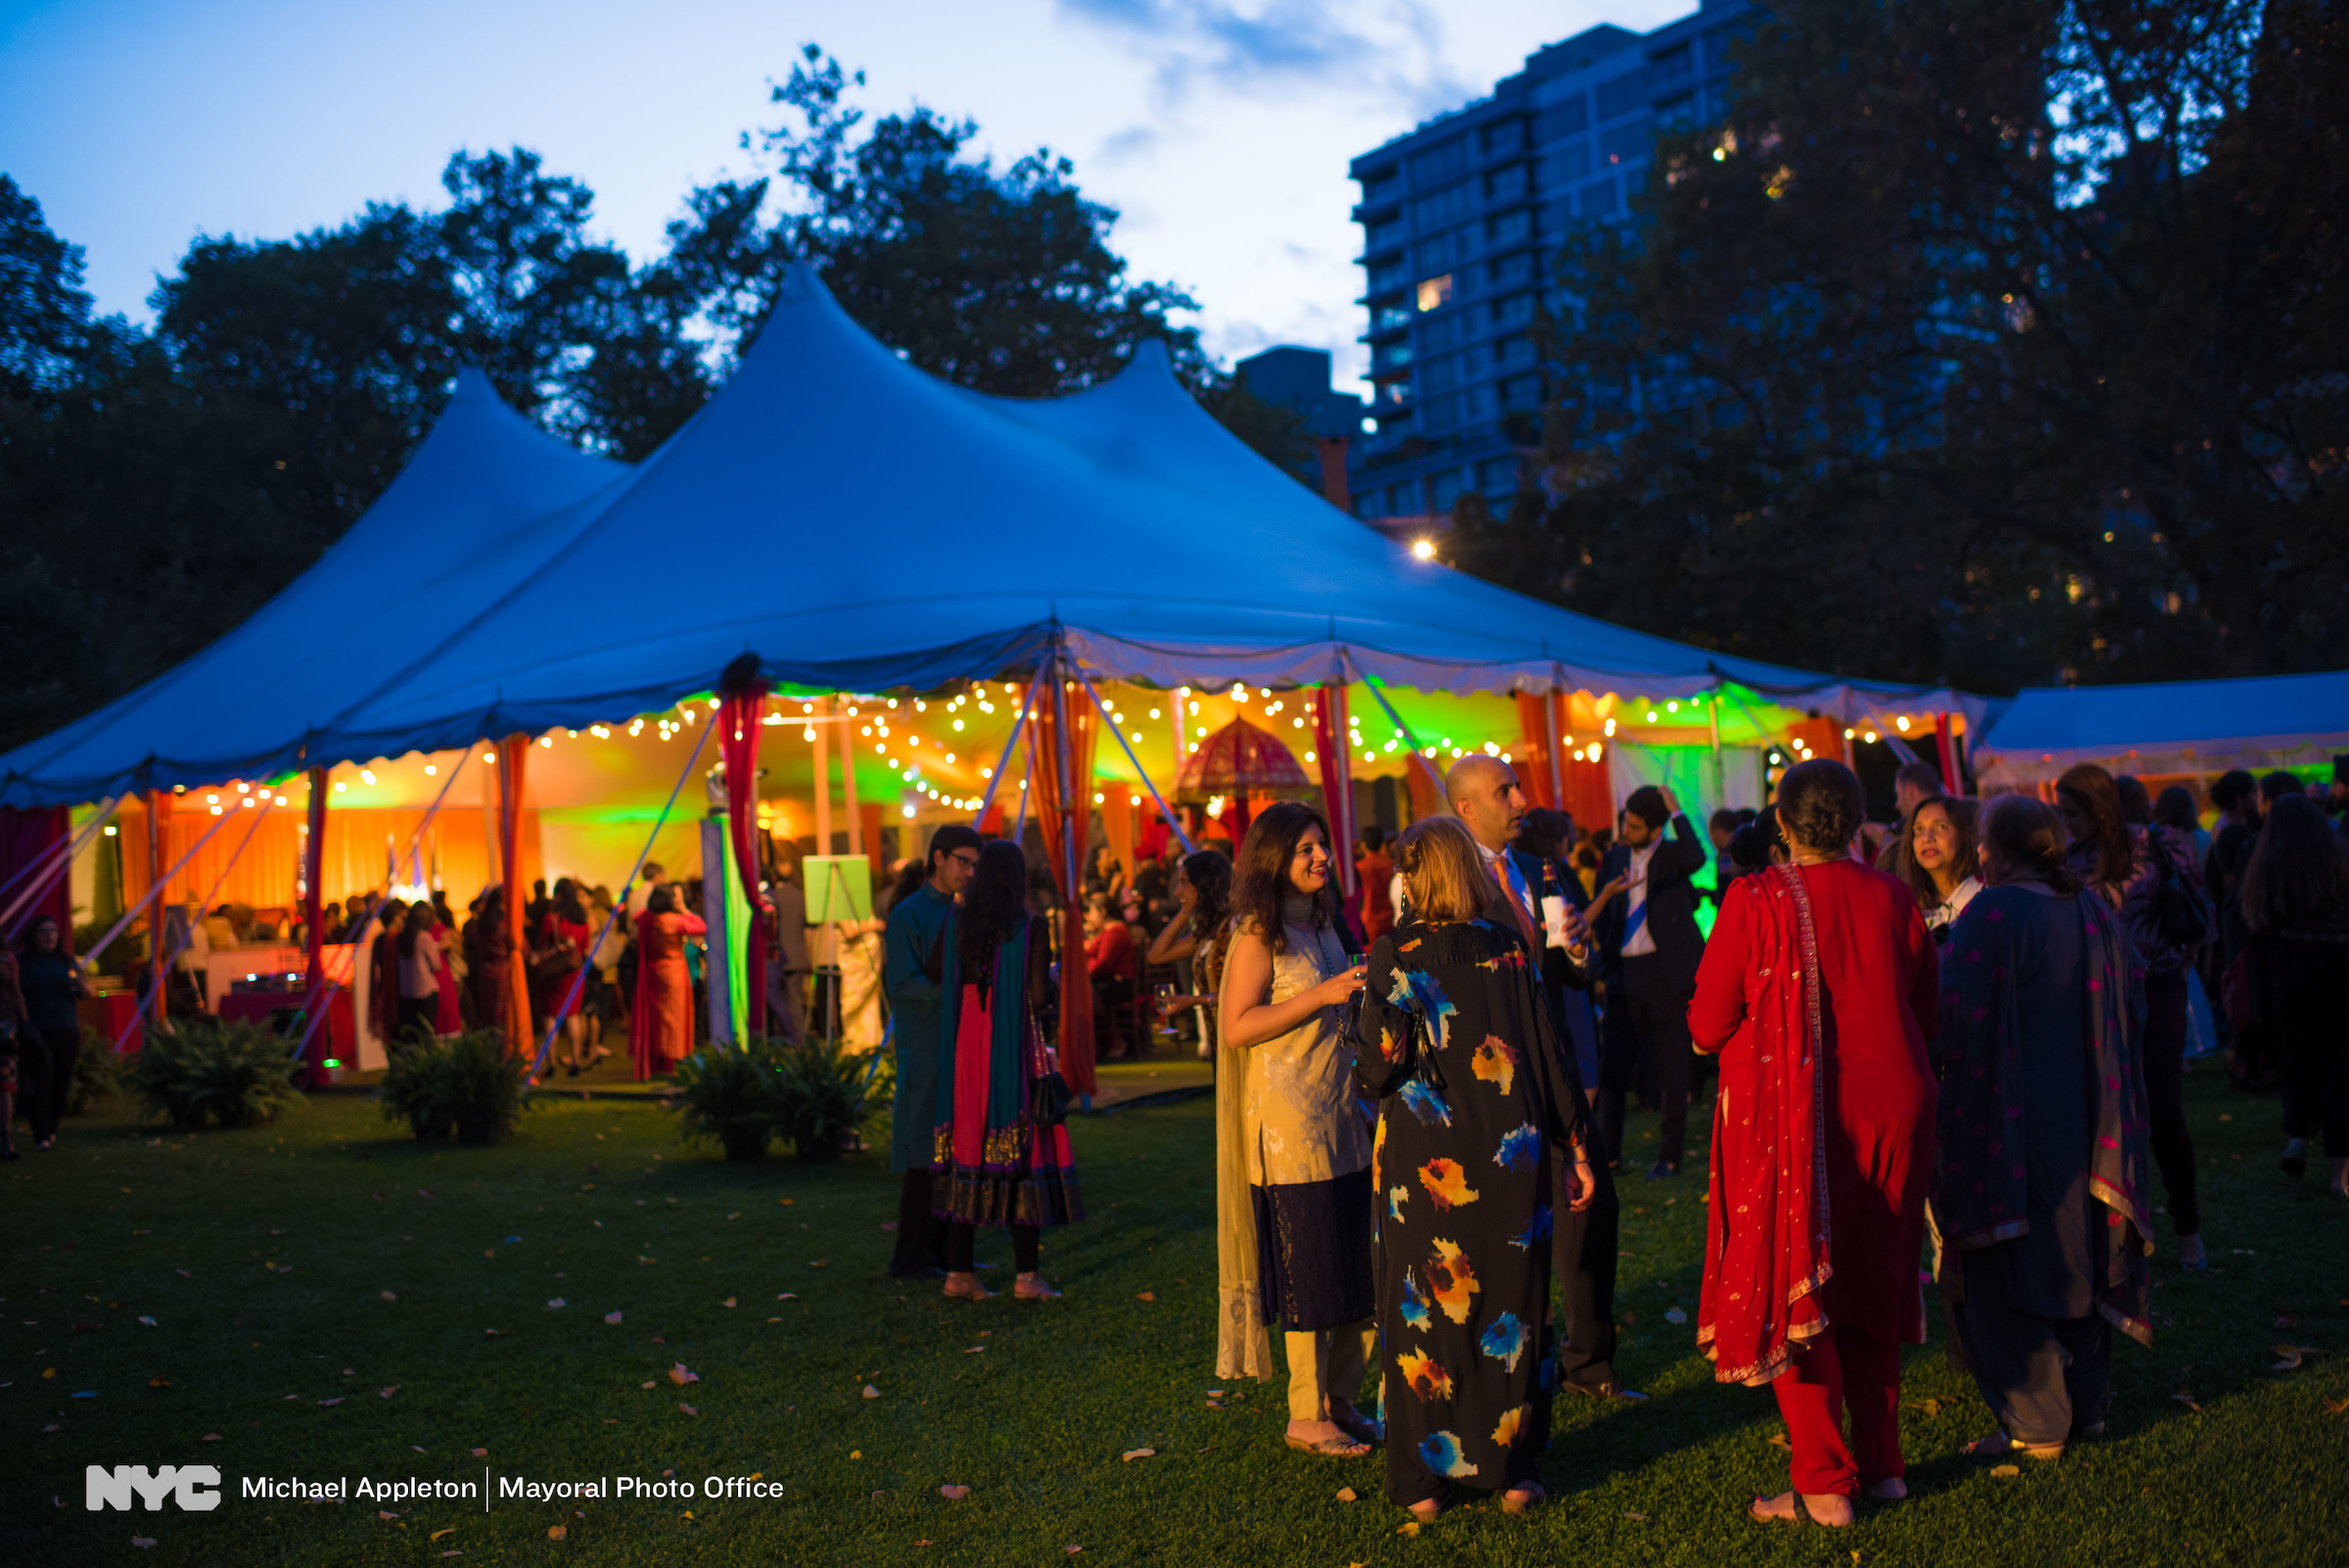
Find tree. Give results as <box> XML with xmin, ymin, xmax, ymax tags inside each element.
<box><xmin>659</xmin><ymin>46</ymin><xmax>1214</xmax><ymax>396</ymax></box>
<box><xmin>1461</xmin><ymin>0</ymin><xmax>2347</xmax><ymax>690</ymax></box>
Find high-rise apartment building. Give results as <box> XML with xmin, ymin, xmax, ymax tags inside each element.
<box><xmin>1347</xmin><ymin>1</ymin><xmax>1751</xmax><ymax>527</ymax></box>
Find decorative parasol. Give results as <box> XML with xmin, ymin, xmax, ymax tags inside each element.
<box><xmin>1173</xmin><ymin>715</ymin><xmax>1316</xmax><ymax>805</ymax></box>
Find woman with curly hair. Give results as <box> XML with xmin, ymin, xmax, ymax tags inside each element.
<box><xmin>1216</xmin><ymin>801</ymin><xmax>1374</xmax><ymax>1457</ymax></box>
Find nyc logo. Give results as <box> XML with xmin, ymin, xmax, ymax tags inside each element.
<box><xmin>85</xmin><ymin>1465</ymin><xmax>223</xmax><ymax>1511</ymax></box>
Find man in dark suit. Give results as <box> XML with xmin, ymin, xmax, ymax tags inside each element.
<box><xmin>1589</xmin><ymin>784</ymin><xmax>1709</xmax><ymax>1177</ymax></box>
<box><xmin>1448</xmin><ymin>755</ymin><xmax>1643</xmax><ymax>1403</ymax></box>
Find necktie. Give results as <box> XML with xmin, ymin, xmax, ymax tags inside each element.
<box><xmin>1497</xmin><ymin>853</ymin><xmax>1542</xmax><ymax>952</ymax></box>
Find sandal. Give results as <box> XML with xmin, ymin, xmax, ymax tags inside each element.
<box><xmin>1284</xmin><ymin>1431</ymin><xmax>1371</xmax><ymax>1458</ymax></box>
<box><xmin>1405</xmin><ymin>1495</ymin><xmax>1443</xmax><ymax>1523</ymax></box>
<box><xmin>1965</xmin><ymin>1432</ymin><xmax>2063</xmax><ymax>1461</ymax></box>
<box><xmin>1501</xmin><ymin>1482</ymin><xmax>1544</xmax><ymax>1515</ymax></box>
<box><xmin>943</xmin><ymin>1273</ymin><xmax>991</xmax><ymax>1302</ymax></box>
<box><xmin>1750</xmin><ymin>1492</ymin><xmax>1851</xmax><ymax>1527</ymax></box>
<box><xmin>1012</xmin><ymin>1272</ymin><xmax>1062</xmax><ymax>1301</ymax></box>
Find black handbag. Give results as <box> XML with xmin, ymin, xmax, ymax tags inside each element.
<box><xmin>1030</xmin><ymin>1069</ymin><xmax>1073</xmax><ymax>1127</ymax></box>
<box><xmin>2149</xmin><ymin>831</ymin><xmax>2213</xmax><ymax>949</ymax></box>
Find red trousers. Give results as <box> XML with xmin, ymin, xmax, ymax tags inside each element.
<box><xmin>1771</xmin><ymin>1325</ymin><xmax>1904</xmax><ymax>1496</ymax></box>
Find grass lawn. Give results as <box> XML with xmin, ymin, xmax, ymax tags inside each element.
<box><xmin>6</xmin><ymin>1063</ymin><xmax>2346</xmax><ymax>1567</ymax></box>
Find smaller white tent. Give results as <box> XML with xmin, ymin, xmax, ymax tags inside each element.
<box><xmin>1972</xmin><ymin>669</ymin><xmax>2349</xmax><ymax>787</ymax></box>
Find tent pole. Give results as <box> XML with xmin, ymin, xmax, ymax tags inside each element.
<box><xmin>840</xmin><ymin>698</ymin><xmax>864</xmax><ymax>863</ymax></box>
<box><xmin>302</xmin><ymin>766</ymin><xmax>327</xmax><ymax>1080</ymax></box>
<box><xmin>1708</xmin><ymin>693</ymin><xmax>1726</xmax><ymax>811</ymax></box>
<box><xmin>1072</xmin><ymin>668</ymin><xmax>1197</xmax><ymax>856</ymax></box>
<box><xmin>499</xmin><ymin>736</ymin><xmax>532</xmax><ymax>1052</ymax></box>
<box><xmin>148</xmin><ymin>791</ymin><xmax>170</xmax><ymax>1032</ymax></box>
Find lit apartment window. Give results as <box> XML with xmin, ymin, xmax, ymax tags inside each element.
<box><xmin>1416</xmin><ymin>274</ymin><xmax>1454</xmax><ymax>311</ymax></box>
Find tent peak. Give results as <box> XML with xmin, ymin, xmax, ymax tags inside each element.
<box><xmin>778</xmin><ymin>260</ymin><xmax>834</xmax><ymax>306</ymax></box>
<box><xmin>1122</xmin><ymin>339</ymin><xmax>1174</xmax><ymax>380</ymax></box>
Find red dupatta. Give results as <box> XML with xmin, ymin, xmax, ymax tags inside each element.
<box><xmin>1696</xmin><ymin>863</ymin><xmax>1834</xmax><ymax>1386</ymax></box>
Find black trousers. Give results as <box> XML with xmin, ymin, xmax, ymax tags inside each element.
<box><xmin>1597</xmin><ymin>954</ymin><xmax>1695</xmax><ymax>1168</ymax></box>
<box><xmin>2141</xmin><ymin>969</ymin><xmax>2199</xmax><ymax>1235</ymax></box>
<box><xmin>2275</xmin><ymin>939</ymin><xmax>2349</xmax><ymax>1156</ymax></box>
<box><xmin>892</xmin><ymin>1171</ymin><xmax>945</xmax><ymax>1273</ymax></box>
<box><xmin>1551</xmin><ymin>1128</ymin><xmax>1621</xmax><ymax>1392</ymax></box>
<box><xmin>20</xmin><ymin>1024</ymin><xmax>78</xmax><ymax>1143</ymax></box>
<box><xmin>946</xmin><ymin>1220</ymin><xmax>1039</xmax><ymax>1274</ymax></box>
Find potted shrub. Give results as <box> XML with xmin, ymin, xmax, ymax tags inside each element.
<box><xmin>770</xmin><ymin>1036</ymin><xmax>880</xmax><ymax>1162</ymax></box>
<box><xmin>126</xmin><ymin>1016</ymin><xmax>303</xmax><ymax>1130</ymax></box>
<box><xmin>673</xmin><ymin>1038</ymin><xmax>785</xmax><ymax>1161</ymax></box>
<box><xmin>68</xmin><ymin>1027</ymin><xmax>124</xmax><ymax>1115</ymax></box>
<box><xmin>380</xmin><ymin>1030</ymin><xmax>530</xmax><ymax>1145</ymax></box>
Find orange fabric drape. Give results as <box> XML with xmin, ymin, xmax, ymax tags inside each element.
<box><xmin>1101</xmin><ymin>790</ymin><xmax>1136</xmax><ymax>893</ymax></box>
<box><xmin>1564</xmin><ymin>750</ymin><xmax>1616</xmax><ymax>837</ymax></box>
<box><xmin>1403</xmin><ymin>754</ymin><xmax>1444</xmax><ymax>823</ymax></box>
<box><xmin>498</xmin><ymin>736</ymin><xmax>532</xmax><ymax>1050</ymax></box>
<box><xmin>1028</xmin><ymin>675</ymin><xmax>1101</xmax><ymax>1095</ymax></box>
<box><xmin>115</xmin><ymin>803</ymin><xmax>506</xmax><ymax>916</ymax></box>
<box><xmin>1514</xmin><ymin>692</ymin><xmax>1569</xmax><ymax>811</ymax></box>
<box><xmin>1782</xmin><ymin>716</ymin><xmax>1848</xmax><ymax>775</ymax></box>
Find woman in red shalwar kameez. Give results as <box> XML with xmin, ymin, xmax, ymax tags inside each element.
<box><xmin>630</xmin><ymin>886</ymin><xmax>707</xmax><ymax>1079</ymax></box>
<box><xmin>1689</xmin><ymin>760</ymin><xmax>1939</xmax><ymax>1529</ymax></box>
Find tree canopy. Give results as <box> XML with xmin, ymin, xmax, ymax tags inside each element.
<box><xmin>1450</xmin><ymin>0</ymin><xmax>2347</xmax><ymax>691</ymax></box>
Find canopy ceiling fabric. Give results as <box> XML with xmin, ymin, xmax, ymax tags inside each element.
<box><xmin>1972</xmin><ymin>669</ymin><xmax>2349</xmax><ymax>785</ymax></box>
<box><xmin>3</xmin><ymin>265</ymin><xmax>1973</xmax><ymax>808</ymax></box>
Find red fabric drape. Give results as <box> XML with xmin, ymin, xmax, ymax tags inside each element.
<box><xmin>1933</xmin><ymin>714</ymin><xmax>1960</xmax><ymax>794</ymax></box>
<box><xmin>301</xmin><ymin>767</ymin><xmax>329</xmax><ymax>1083</ymax></box>
<box><xmin>498</xmin><ymin>737</ymin><xmax>531</xmax><ymax>1051</ymax></box>
<box><xmin>1312</xmin><ymin>684</ymin><xmax>1358</xmax><ymax>898</ymax></box>
<box><xmin>720</xmin><ymin>690</ymin><xmax>771</xmax><ymax>1038</ymax></box>
<box><xmin>1028</xmin><ymin>673</ymin><xmax>1100</xmax><ymax>1095</ymax></box>
<box><xmin>1513</xmin><ymin>691</ymin><xmax>1573</xmax><ymax>812</ymax></box>
<box><xmin>147</xmin><ymin>791</ymin><xmax>172</xmax><ymax>1028</ymax></box>
<box><xmin>0</xmin><ymin>806</ymin><xmax>70</xmax><ymax>943</ymax></box>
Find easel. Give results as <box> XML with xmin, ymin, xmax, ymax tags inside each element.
<box><xmin>804</xmin><ymin>853</ymin><xmax>873</xmax><ymax>1049</ymax></box>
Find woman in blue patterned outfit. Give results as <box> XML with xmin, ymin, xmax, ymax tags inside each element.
<box><xmin>1357</xmin><ymin>816</ymin><xmax>1596</xmax><ymax>1520</ymax></box>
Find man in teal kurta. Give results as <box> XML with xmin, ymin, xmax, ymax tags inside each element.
<box><xmin>884</xmin><ymin>824</ymin><xmax>985</xmax><ymax>1277</ymax></box>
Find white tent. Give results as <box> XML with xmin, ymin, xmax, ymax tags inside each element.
<box><xmin>1972</xmin><ymin>670</ymin><xmax>2349</xmax><ymax>787</ymax></box>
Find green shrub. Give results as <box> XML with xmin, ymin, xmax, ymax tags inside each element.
<box><xmin>126</xmin><ymin>1017</ymin><xmax>303</xmax><ymax>1130</ymax></box>
<box><xmin>68</xmin><ymin>1028</ymin><xmax>124</xmax><ymax>1115</ymax></box>
<box><xmin>672</xmin><ymin>1036</ymin><xmax>881</xmax><ymax>1162</ymax></box>
<box><xmin>771</xmin><ymin>1036</ymin><xmax>881</xmax><ymax>1162</ymax></box>
<box><xmin>673</xmin><ymin>1039</ymin><xmax>787</xmax><ymax>1162</ymax></box>
<box><xmin>379</xmin><ymin>1030</ymin><xmax>530</xmax><ymax>1145</ymax></box>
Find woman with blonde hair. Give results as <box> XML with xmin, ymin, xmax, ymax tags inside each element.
<box><xmin>1356</xmin><ymin>815</ymin><xmax>1596</xmax><ymax>1520</ymax></box>
<box><xmin>1217</xmin><ymin>800</ymin><xmax>1375</xmax><ymax>1458</ymax></box>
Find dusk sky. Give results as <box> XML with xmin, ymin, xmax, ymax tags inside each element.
<box><xmin>1</xmin><ymin>0</ymin><xmax>1686</xmax><ymax>393</ymax></box>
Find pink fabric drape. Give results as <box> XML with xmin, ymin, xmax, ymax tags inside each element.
<box><xmin>720</xmin><ymin>689</ymin><xmax>771</xmax><ymax>1039</ymax></box>
<box><xmin>1027</xmin><ymin>671</ymin><xmax>1100</xmax><ymax>1095</ymax></box>
<box><xmin>498</xmin><ymin>737</ymin><xmax>531</xmax><ymax>1051</ymax></box>
<box><xmin>1311</xmin><ymin>684</ymin><xmax>1358</xmax><ymax>899</ymax></box>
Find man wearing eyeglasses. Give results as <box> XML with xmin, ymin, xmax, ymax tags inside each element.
<box><xmin>883</xmin><ymin>823</ymin><xmax>987</xmax><ymax>1277</ymax></box>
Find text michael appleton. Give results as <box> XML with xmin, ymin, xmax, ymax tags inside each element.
<box><xmin>239</xmin><ymin>1473</ymin><xmax>784</xmax><ymax>1504</ymax></box>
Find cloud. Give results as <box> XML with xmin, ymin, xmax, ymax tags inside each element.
<box><xmin>1058</xmin><ymin>0</ymin><xmax>1474</xmax><ymax>115</ymax></box>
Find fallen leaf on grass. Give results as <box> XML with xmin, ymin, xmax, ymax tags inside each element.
<box><xmin>472</xmin><ymin>1448</ymin><xmax>487</xmax><ymax>1457</ymax></box>
<box><xmin>640</xmin><ymin>1381</ymin><xmax>656</xmax><ymax>1391</ymax></box>
<box><xmin>1336</xmin><ymin>1487</ymin><xmax>1358</xmax><ymax>1502</ymax></box>
<box><xmin>604</xmin><ymin>1312</ymin><xmax>622</xmax><ymax>1325</ymax></box>
<box><xmin>881</xmin><ymin>1222</ymin><xmax>898</xmax><ymax>1231</ymax></box>
<box><xmin>380</xmin><ymin>1510</ymin><xmax>400</xmax><ymax>1520</ymax></box>
<box><xmin>1397</xmin><ymin>1521</ymin><xmax>1420</xmax><ymax>1537</ymax></box>
<box><xmin>1122</xmin><ymin>1449</ymin><xmax>1155</xmax><ymax>1462</ymax></box>
<box><xmin>318</xmin><ymin>1398</ymin><xmax>344</xmax><ymax>1407</ymax></box>
<box><xmin>721</xmin><ymin>1298</ymin><xmax>736</xmax><ymax>1309</ymax></box>
<box><xmin>1135</xmin><ymin>1292</ymin><xmax>1155</xmax><ymax>1302</ymax></box>
<box><xmin>940</xmin><ymin>1485</ymin><xmax>970</xmax><ymax>1499</ymax></box>
<box><xmin>2277</xmin><ymin>1314</ymin><xmax>2298</xmax><ymax>1330</ymax></box>
<box><xmin>2271</xmin><ymin>1345</ymin><xmax>2330</xmax><ymax>1371</ymax></box>
<box><xmin>2324</xmin><ymin>1397</ymin><xmax>2349</xmax><ymax>1415</ymax></box>
<box><xmin>777</xmin><ymin>1293</ymin><xmax>798</xmax><ymax>1302</ymax></box>
<box><xmin>201</xmin><ymin>1434</ymin><xmax>220</xmax><ymax>1444</ymax></box>
<box><xmin>484</xmin><ymin>1329</ymin><xmax>508</xmax><ymax>1338</ymax></box>
<box><xmin>862</xmin><ymin>1385</ymin><xmax>881</xmax><ymax>1400</ymax></box>
<box><xmin>138</xmin><ymin>1316</ymin><xmax>157</xmax><ymax>1327</ymax></box>
<box><xmin>1990</xmin><ymin>1464</ymin><xmax>2021</xmax><ymax>1477</ymax></box>
<box><xmin>964</xmin><ymin>1346</ymin><xmax>986</xmax><ymax>1355</ymax></box>
<box><xmin>809</xmin><ymin>1260</ymin><xmax>830</xmax><ymax>1268</ymax></box>
<box><xmin>1664</xmin><ymin>1308</ymin><xmax>1687</xmax><ymax>1325</ymax></box>
<box><xmin>149</xmin><ymin>1377</ymin><xmax>170</xmax><ymax>1389</ymax></box>
<box><xmin>1768</xmin><ymin>1433</ymin><xmax>1791</xmax><ymax>1451</ymax></box>
<box><xmin>379</xmin><ymin>1386</ymin><xmax>398</xmax><ymax>1399</ymax></box>
<box><xmin>1903</xmin><ymin>1398</ymin><xmax>1944</xmax><ymax>1417</ymax></box>
<box><xmin>1625</xmin><ymin>1511</ymin><xmax>1648</xmax><ymax>1520</ymax></box>
<box><xmin>1065</xmin><ymin>1548</ymin><xmax>1082</xmax><ymax>1556</ymax></box>
<box><xmin>547</xmin><ymin>1299</ymin><xmax>567</xmax><ymax>1310</ymax></box>
<box><xmin>381</xmin><ymin>1291</ymin><xmax>396</xmax><ymax>1301</ymax></box>
<box><xmin>130</xmin><ymin>1538</ymin><xmax>155</xmax><ymax>1548</ymax></box>
<box><xmin>678</xmin><ymin>1404</ymin><xmax>698</xmax><ymax>1416</ymax></box>
<box><xmin>432</xmin><ymin>1528</ymin><xmax>455</xmax><ymax>1540</ymax></box>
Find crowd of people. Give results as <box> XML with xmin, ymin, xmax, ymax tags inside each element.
<box><xmin>867</xmin><ymin>745</ymin><xmax>2349</xmax><ymax>1527</ymax></box>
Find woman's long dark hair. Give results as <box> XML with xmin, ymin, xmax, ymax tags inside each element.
<box><xmin>1181</xmin><ymin>850</ymin><xmax>1232</xmax><ymax>945</ymax></box>
<box><xmin>2241</xmin><ymin>795</ymin><xmax>2349</xmax><ymax>932</ymax></box>
<box><xmin>552</xmin><ymin>877</ymin><xmax>587</xmax><ymax>924</ymax></box>
<box><xmin>957</xmin><ymin>840</ymin><xmax>1031</xmax><ymax>983</ymax></box>
<box><xmin>1229</xmin><ymin>800</ymin><xmax>1335</xmax><ymax>955</ymax></box>
<box><xmin>2055</xmin><ymin>763</ymin><xmax>2135</xmax><ymax>890</ymax></box>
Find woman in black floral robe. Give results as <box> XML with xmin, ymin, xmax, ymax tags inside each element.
<box><xmin>1357</xmin><ymin>816</ymin><xmax>1595</xmax><ymax>1518</ymax></box>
